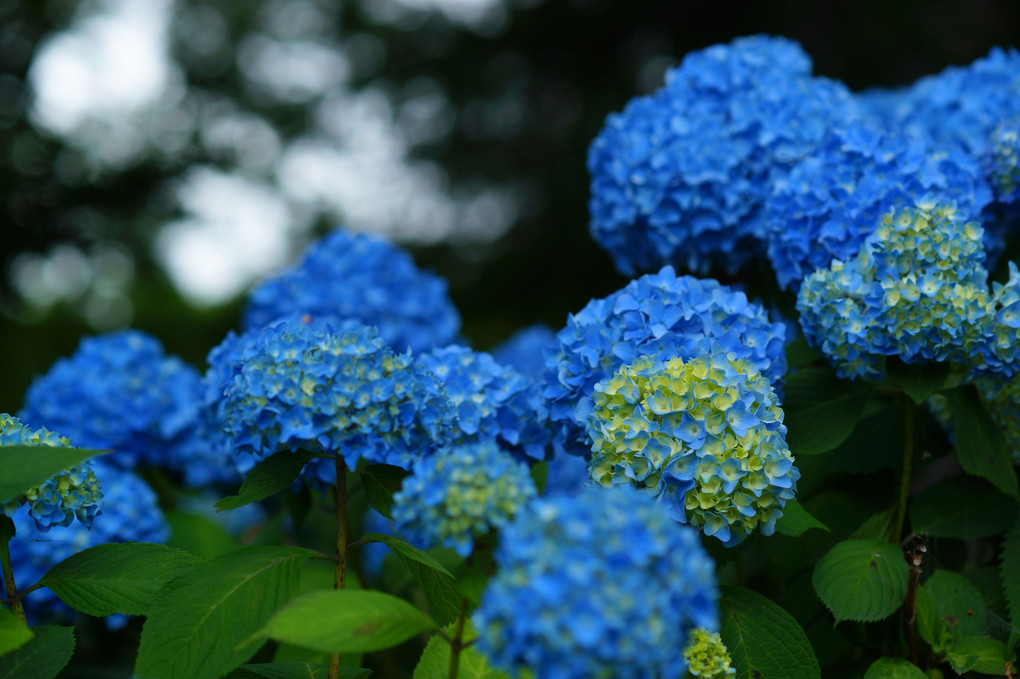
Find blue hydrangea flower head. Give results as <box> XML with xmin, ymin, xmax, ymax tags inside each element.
<box><xmin>416</xmin><ymin>345</ymin><xmax>550</xmax><ymax>462</ymax></box>
<box><xmin>588</xmin><ymin>34</ymin><xmax>859</xmax><ymax>276</ymax></box>
<box><xmin>544</xmin><ymin>266</ymin><xmax>786</xmax><ymax>457</ymax></box>
<box><xmin>985</xmin><ymin>120</ymin><xmax>1020</xmax><ymax>207</ymax></box>
<box><xmin>491</xmin><ymin>324</ymin><xmax>558</xmax><ymax>381</ymax></box>
<box><xmin>0</xmin><ymin>414</ymin><xmax>103</xmax><ymax>532</ymax></box>
<box><xmin>8</xmin><ymin>460</ymin><xmax>167</xmax><ymax>627</ymax></box>
<box><xmin>20</xmin><ymin>330</ymin><xmax>204</xmax><ymax>470</ymax></box>
<box><xmin>684</xmin><ymin>628</ymin><xmax>736</xmax><ymax>678</ymax></box>
<box><xmin>242</xmin><ymin>230</ymin><xmax>461</xmax><ymax>353</ymax></box>
<box><xmin>766</xmin><ymin>120</ymin><xmax>993</xmax><ymax>290</ymax></box>
<box><xmin>585</xmin><ymin>352</ymin><xmax>798</xmax><ymax>546</ymax></box>
<box><xmin>473</xmin><ymin>486</ymin><xmax>718</xmax><ymax>679</ymax></box>
<box><xmin>392</xmin><ymin>441</ymin><xmax>537</xmax><ymax>557</ymax></box>
<box><xmin>215</xmin><ymin>319</ymin><xmax>453</xmax><ymax>470</ymax></box>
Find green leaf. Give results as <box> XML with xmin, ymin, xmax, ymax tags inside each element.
<box><xmin>812</xmin><ymin>540</ymin><xmax>908</xmax><ymax>624</ymax></box>
<box><xmin>775</xmin><ymin>500</ymin><xmax>830</xmax><ymax>537</ymax></box>
<box><xmin>1002</xmin><ymin>514</ymin><xmax>1020</xmax><ymax>648</ymax></box>
<box><xmin>0</xmin><ymin>625</ymin><xmax>75</xmax><ymax>679</ymax></box>
<box><xmin>217</xmin><ymin>450</ymin><xmax>321</xmax><ymax>511</ymax></box>
<box><xmin>718</xmin><ymin>586</ymin><xmax>819</xmax><ymax>679</ymax></box>
<box><xmin>0</xmin><ymin>608</ymin><xmax>32</xmax><ymax>658</ymax></box>
<box><xmin>249</xmin><ymin>590</ymin><xmax>436</xmax><ymax>655</ymax></box>
<box><xmin>358</xmin><ymin>534</ymin><xmax>453</xmax><ymax>578</ymax></box>
<box><xmin>886</xmin><ymin>358</ymin><xmax>950</xmax><ymax>405</ymax></box>
<box><xmin>946</xmin><ymin>385</ymin><xmax>1020</xmax><ymax>501</ymax></box>
<box><xmin>945</xmin><ymin>636</ymin><xmax>1015</xmax><ymax>675</ymax></box>
<box><xmin>134</xmin><ymin>546</ymin><xmax>313</xmax><ymax>679</ymax></box>
<box><xmin>223</xmin><ymin>663</ymin><xmax>370</xmax><ymax>679</ymax></box>
<box><xmin>357</xmin><ymin>533</ymin><xmax>459</xmax><ymax>625</ymax></box>
<box><xmin>166</xmin><ymin>511</ymin><xmax>237</xmax><ymax>558</ymax></box>
<box><xmin>782</xmin><ymin>367</ymin><xmax>872</xmax><ymax>455</ymax></box>
<box><xmin>908</xmin><ymin>478</ymin><xmax>1016</xmax><ymax>539</ymax></box>
<box><xmin>39</xmin><ymin>542</ymin><xmax>202</xmax><ymax>617</ymax></box>
<box><xmin>0</xmin><ymin>446</ymin><xmax>107</xmax><ymax>505</ymax></box>
<box><xmin>359</xmin><ymin>465</ymin><xmax>409</xmax><ymax>520</ymax></box>
<box><xmin>863</xmin><ymin>657</ymin><xmax>927</xmax><ymax>679</ymax></box>
<box><xmin>916</xmin><ymin>570</ymin><xmax>988</xmax><ymax>651</ymax></box>
<box><xmin>414</xmin><ymin>621</ymin><xmax>511</xmax><ymax>679</ymax></box>
<box><xmin>851</xmin><ymin>508</ymin><xmax>895</xmax><ymax>543</ymax></box>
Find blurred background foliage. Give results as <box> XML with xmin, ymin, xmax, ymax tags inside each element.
<box><xmin>2</xmin><ymin>0</ymin><xmax>1020</xmax><ymax>414</ymax></box>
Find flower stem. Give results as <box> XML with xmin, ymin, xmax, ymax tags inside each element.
<box><xmin>329</xmin><ymin>455</ymin><xmax>349</xmax><ymax>679</ymax></box>
<box><xmin>0</xmin><ymin>516</ymin><xmax>25</xmax><ymax>626</ymax></box>
<box><xmin>892</xmin><ymin>396</ymin><xmax>915</xmax><ymax>544</ymax></box>
<box><xmin>902</xmin><ymin>535</ymin><xmax>926</xmax><ymax>668</ymax></box>
<box><xmin>448</xmin><ymin>599</ymin><xmax>469</xmax><ymax>679</ymax></box>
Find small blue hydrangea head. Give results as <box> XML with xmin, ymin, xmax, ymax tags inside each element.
<box><xmin>684</xmin><ymin>628</ymin><xmax>736</xmax><ymax>678</ymax></box>
<box><xmin>587</xmin><ymin>34</ymin><xmax>859</xmax><ymax>276</ymax></box>
<box><xmin>416</xmin><ymin>345</ymin><xmax>550</xmax><ymax>462</ymax></box>
<box><xmin>8</xmin><ymin>460</ymin><xmax>167</xmax><ymax>627</ymax></box>
<box><xmin>766</xmin><ymin>120</ymin><xmax>993</xmax><ymax>290</ymax></box>
<box><xmin>585</xmin><ymin>352</ymin><xmax>799</xmax><ymax>546</ymax></box>
<box><xmin>215</xmin><ymin>319</ymin><xmax>454</xmax><ymax>470</ymax></box>
<box><xmin>490</xmin><ymin>324</ymin><xmax>558</xmax><ymax>382</ymax></box>
<box><xmin>0</xmin><ymin>414</ymin><xmax>103</xmax><ymax>533</ymax></box>
<box><xmin>19</xmin><ymin>330</ymin><xmax>204</xmax><ymax>471</ymax></box>
<box><xmin>985</xmin><ymin>120</ymin><xmax>1020</xmax><ymax>207</ymax></box>
<box><xmin>242</xmin><ymin>230</ymin><xmax>461</xmax><ymax>353</ymax></box>
<box><xmin>544</xmin><ymin>266</ymin><xmax>787</xmax><ymax>458</ymax></box>
<box><xmin>473</xmin><ymin>486</ymin><xmax>718</xmax><ymax>679</ymax></box>
<box><xmin>392</xmin><ymin>441</ymin><xmax>537</xmax><ymax>557</ymax></box>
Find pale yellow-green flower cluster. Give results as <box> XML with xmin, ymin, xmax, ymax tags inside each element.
<box><xmin>683</xmin><ymin>628</ymin><xmax>736</xmax><ymax>678</ymax></box>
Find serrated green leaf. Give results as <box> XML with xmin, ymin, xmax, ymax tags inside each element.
<box><xmin>946</xmin><ymin>386</ymin><xmax>1020</xmax><ymax>501</ymax></box>
<box><xmin>250</xmin><ymin>590</ymin><xmax>436</xmax><ymax>655</ymax></box>
<box><xmin>916</xmin><ymin>570</ymin><xmax>988</xmax><ymax>652</ymax></box>
<box><xmin>718</xmin><ymin>585</ymin><xmax>820</xmax><ymax>679</ymax></box>
<box><xmin>945</xmin><ymin>636</ymin><xmax>1015</xmax><ymax>675</ymax></box>
<box><xmin>0</xmin><ymin>625</ymin><xmax>75</xmax><ymax>679</ymax></box>
<box><xmin>360</xmin><ymin>465</ymin><xmax>409</xmax><ymax>520</ymax></box>
<box><xmin>217</xmin><ymin>450</ymin><xmax>321</xmax><ymax>511</ymax></box>
<box><xmin>886</xmin><ymin>358</ymin><xmax>949</xmax><ymax>405</ymax></box>
<box><xmin>414</xmin><ymin>621</ymin><xmax>510</xmax><ymax>679</ymax></box>
<box><xmin>0</xmin><ymin>446</ymin><xmax>108</xmax><ymax>505</ymax></box>
<box><xmin>223</xmin><ymin>663</ymin><xmax>370</xmax><ymax>679</ymax></box>
<box><xmin>39</xmin><ymin>542</ymin><xmax>202</xmax><ymax>617</ymax></box>
<box><xmin>134</xmin><ymin>546</ymin><xmax>313</xmax><ymax>679</ymax></box>
<box><xmin>356</xmin><ymin>533</ymin><xmax>459</xmax><ymax>625</ymax></box>
<box><xmin>358</xmin><ymin>534</ymin><xmax>453</xmax><ymax>578</ymax></box>
<box><xmin>782</xmin><ymin>367</ymin><xmax>872</xmax><ymax>455</ymax></box>
<box><xmin>851</xmin><ymin>508</ymin><xmax>895</xmax><ymax>542</ymax></box>
<box><xmin>908</xmin><ymin>477</ymin><xmax>1015</xmax><ymax>539</ymax></box>
<box><xmin>775</xmin><ymin>500</ymin><xmax>830</xmax><ymax>537</ymax></box>
<box><xmin>0</xmin><ymin>608</ymin><xmax>32</xmax><ymax>658</ymax></box>
<box><xmin>1002</xmin><ymin>514</ymin><xmax>1020</xmax><ymax>648</ymax></box>
<box><xmin>166</xmin><ymin>511</ymin><xmax>237</xmax><ymax>558</ymax></box>
<box><xmin>863</xmin><ymin>657</ymin><xmax>927</xmax><ymax>678</ymax></box>
<box><xmin>812</xmin><ymin>540</ymin><xmax>908</xmax><ymax>624</ymax></box>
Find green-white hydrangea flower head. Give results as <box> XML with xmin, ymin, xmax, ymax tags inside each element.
<box><xmin>215</xmin><ymin>319</ymin><xmax>454</xmax><ymax>471</ymax></box>
<box><xmin>585</xmin><ymin>352</ymin><xmax>798</xmax><ymax>546</ymax></box>
<box><xmin>684</xmin><ymin>628</ymin><xmax>736</xmax><ymax>678</ymax></box>
<box><xmin>0</xmin><ymin>414</ymin><xmax>103</xmax><ymax>532</ymax></box>
<box><xmin>391</xmin><ymin>441</ymin><xmax>537</xmax><ymax>557</ymax></box>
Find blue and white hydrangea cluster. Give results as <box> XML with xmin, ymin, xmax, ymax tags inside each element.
<box><xmin>214</xmin><ymin>319</ymin><xmax>453</xmax><ymax>471</ymax></box>
<box><xmin>544</xmin><ymin>266</ymin><xmax>786</xmax><ymax>457</ymax></box>
<box><xmin>585</xmin><ymin>352</ymin><xmax>798</xmax><ymax>546</ymax></box>
<box><xmin>0</xmin><ymin>414</ymin><xmax>103</xmax><ymax>532</ymax></box>
<box><xmin>392</xmin><ymin>441</ymin><xmax>537</xmax><ymax>557</ymax></box>
<box><xmin>416</xmin><ymin>345</ymin><xmax>550</xmax><ymax>462</ymax></box>
<box><xmin>8</xmin><ymin>460</ymin><xmax>168</xmax><ymax>628</ymax></box>
<box><xmin>587</xmin><ymin>34</ymin><xmax>859</xmax><ymax>276</ymax></box>
<box><xmin>766</xmin><ymin>120</ymin><xmax>992</xmax><ymax>290</ymax></box>
<box><xmin>473</xmin><ymin>486</ymin><xmax>718</xmax><ymax>679</ymax></box>
<box><xmin>797</xmin><ymin>199</ymin><xmax>1020</xmax><ymax>380</ymax></box>
<box><xmin>242</xmin><ymin>230</ymin><xmax>461</xmax><ymax>353</ymax></box>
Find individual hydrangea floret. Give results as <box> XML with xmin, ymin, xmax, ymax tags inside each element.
<box><xmin>585</xmin><ymin>353</ymin><xmax>798</xmax><ymax>546</ymax></box>
<box><xmin>474</xmin><ymin>486</ymin><xmax>717</xmax><ymax>679</ymax></box>
<box><xmin>8</xmin><ymin>460</ymin><xmax>167</xmax><ymax>628</ymax></box>
<box><xmin>242</xmin><ymin>230</ymin><xmax>461</xmax><ymax>353</ymax></box>
<box><xmin>491</xmin><ymin>324</ymin><xmax>558</xmax><ymax>381</ymax></box>
<box><xmin>0</xmin><ymin>414</ymin><xmax>103</xmax><ymax>532</ymax></box>
<box><xmin>416</xmin><ymin>345</ymin><xmax>550</xmax><ymax>462</ymax></box>
<box><xmin>19</xmin><ymin>330</ymin><xmax>204</xmax><ymax>471</ymax></box>
<box><xmin>684</xmin><ymin>628</ymin><xmax>736</xmax><ymax>678</ymax></box>
<box><xmin>766</xmin><ymin>120</ymin><xmax>992</xmax><ymax>290</ymax></box>
<box><xmin>392</xmin><ymin>441</ymin><xmax>537</xmax><ymax>557</ymax></box>
<box><xmin>215</xmin><ymin>319</ymin><xmax>453</xmax><ymax>471</ymax></box>
<box><xmin>544</xmin><ymin>266</ymin><xmax>786</xmax><ymax>457</ymax></box>
<box><xmin>587</xmin><ymin>34</ymin><xmax>859</xmax><ymax>276</ymax></box>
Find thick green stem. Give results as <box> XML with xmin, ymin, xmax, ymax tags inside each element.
<box><xmin>329</xmin><ymin>455</ymin><xmax>349</xmax><ymax>679</ymax></box>
<box><xmin>0</xmin><ymin>516</ymin><xmax>25</xmax><ymax>626</ymax></box>
<box><xmin>448</xmin><ymin>599</ymin><xmax>469</xmax><ymax>679</ymax></box>
<box><xmin>892</xmin><ymin>397</ymin><xmax>915</xmax><ymax>544</ymax></box>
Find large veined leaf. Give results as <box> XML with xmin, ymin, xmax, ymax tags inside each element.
<box><xmin>0</xmin><ymin>626</ymin><xmax>75</xmax><ymax>679</ymax></box>
<box><xmin>718</xmin><ymin>585</ymin><xmax>820</xmax><ymax>679</ymax></box>
<box><xmin>885</xmin><ymin>358</ymin><xmax>949</xmax><ymax>405</ymax></box>
<box><xmin>1002</xmin><ymin>514</ymin><xmax>1020</xmax><ymax>648</ymax></box>
<box><xmin>414</xmin><ymin>621</ymin><xmax>511</xmax><ymax>679</ymax></box>
<box><xmin>359</xmin><ymin>464</ymin><xmax>409</xmax><ymax>520</ymax></box>
<box><xmin>358</xmin><ymin>533</ymin><xmax>459</xmax><ymax>625</ymax></box>
<box><xmin>946</xmin><ymin>386</ymin><xmax>1020</xmax><ymax>501</ymax></box>
<box><xmin>223</xmin><ymin>663</ymin><xmax>370</xmax><ymax>679</ymax></box>
<box><xmin>863</xmin><ymin>657</ymin><xmax>927</xmax><ymax>678</ymax></box>
<box><xmin>216</xmin><ymin>450</ymin><xmax>322</xmax><ymax>511</ymax></box>
<box><xmin>0</xmin><ymin>446</ymin><xmax>107</xmax><ymax>505</ymax></box>
<box><xmin>908</xmin><ymin>478</ymin><xmax>1015</xmax><ymax>539</ymax></box>
<box><xmin>782</xmin><ymin>367</ymin><xmax>872</xmax><ymax>456</ymax></box>
<box><xmin>812</xmin><ymin>540</ymin><xmax>908</xmax><ymax>624</ymax></box>
<box><xmin>774</xmin><ymin>500</ymin><xmax>829</xmax><ymax>537</ymax></box>
<box><xmin>134</xmin><ymin>546</ymin><xmax>313</xmax><ymax>679</ymax></box>
<box><xmin>916</xmin><ymin>570</ymin><xmax>988</xmax><ymax>651</ymax></box>
<box><xmin>0</xmin><ymin>608</ymin><xmax>32</xmax><ymax>658</ymax></box>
